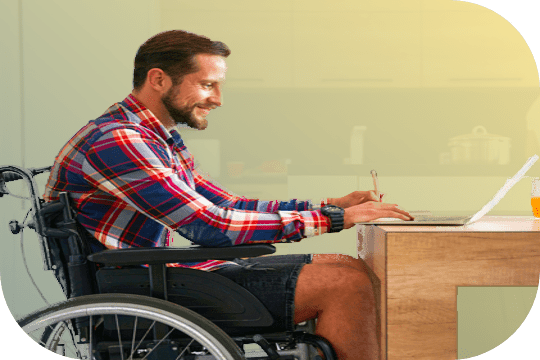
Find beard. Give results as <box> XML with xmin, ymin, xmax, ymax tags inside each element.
<box><xmin>161</xmin><ymin>87</ymin><xmax>208</xmax><ymax>130</ymax></box>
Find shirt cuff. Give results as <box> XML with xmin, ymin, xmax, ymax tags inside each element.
<box><xmin>310</xmin><ymin>198</ymin><xmax>328</xmax><ymax>211</ymax></box>
<box><xmin>301</xmin><ymin>210</ymin><xmax>329</xmax><ymax>237</ymax></box>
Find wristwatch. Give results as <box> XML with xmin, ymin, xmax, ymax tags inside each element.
<box><xmin>320</xmin><ymin>205</ymin><xmax>345</xmax><ymax>233</ymax></box>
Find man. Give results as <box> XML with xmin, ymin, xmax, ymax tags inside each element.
<box><xmin>45</xmin><ymin>30</ymin><xmax>414</xmax><ymax>360</ymax></box>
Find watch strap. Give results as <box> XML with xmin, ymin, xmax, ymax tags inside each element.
<box><xmin>321</xmin><ymin>205</ymin><xmax>344</xmax><ymax>233</ymax></box>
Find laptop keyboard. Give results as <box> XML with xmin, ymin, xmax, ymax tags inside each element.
<box><xmin>412</xmin><ymin>215</ymin><xmax>469</xmax><ymax>222</ymax></box>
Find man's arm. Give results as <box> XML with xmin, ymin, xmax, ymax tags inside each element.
<box><xmin>82</xmin><ymin>128</ymin><xmax>329</xmax><ymax>247</ymax></box>
<box><xmin>192</xmin><ymin>169</ymin><xmax>315</xmax><ymax>212</ymax></box>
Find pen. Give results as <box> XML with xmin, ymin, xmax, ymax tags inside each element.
<box><xmin>371</xmin><ymin>170</ymin><xmax>381</xmax><ymax>202</ymax></box>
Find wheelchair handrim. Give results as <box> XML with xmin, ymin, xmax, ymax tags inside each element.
<box><xmin>22</xmin><ymin>302</ymin><xmax>236</xmax><ymax>360</ymax></box>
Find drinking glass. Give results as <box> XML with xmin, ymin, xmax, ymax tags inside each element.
<box><xmin>531</xmin><ymin>178</ymin><xmax>540</xmax><ymax>217</ymax></box>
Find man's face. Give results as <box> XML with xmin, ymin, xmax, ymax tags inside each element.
<box><xmin>161</xmin><ymin>54</ymin><xmax>227</xmax><ymax>130</ymax></box>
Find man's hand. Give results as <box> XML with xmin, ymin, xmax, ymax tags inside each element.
<box><xmin>342</xmin><ymin>201</ymin><xmax>414</xmax><ymax>229</ymax></box>
<box><xmin>328</xmin><ymin>190</ymin><xmax>381</xmax><ymax>209</ymax></box>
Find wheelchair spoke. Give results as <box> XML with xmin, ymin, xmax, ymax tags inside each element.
<box><xmin>36</xmin><ymin>322</ymin><xmax>77</xmax><ymax>356</ymax></box>
<box><xmin>176</xmin><ymin>339</ymin><xmax>196</xmax><ymax>360</ymax></box>
<box><xmin>89</xmin><ymin>315</ymin><xmax>93</xmax><ymax>360</ymax></box>
<box><xmin>130</xmin><ymin>320</ymin><xmax>156</xmax><ymax>358</ymax></box>
<box><xmin>19</xmin><ymin>294</ymin><xmax>245</xmax><ymax>360</ymax></box>
<box><xmin>115</xmin><ymin>314</ymin><xmax>124</xmax><ymax>360</ymax></box>
<box><xmin>59</xmin><ymin>322</ymin><xmax>81</xmax><ymax>359</ymax></box>
<box><xmin>65</xmin><ymin>320</ymin><xmax>84</xmax><ymax>359</ymax></box>
<box><xmin>128</xmin><ymin>316</ymin><xmax>138</xmax><ymax>360</ymax></box>
<box><xmin>140</xmin><ymin>326</ymin><xmax>175</xmax><ymax>360</ymax></box>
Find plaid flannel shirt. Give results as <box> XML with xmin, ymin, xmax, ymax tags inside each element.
<box><xmin>44</xmin><ymin>94</ymin><xmax>329</xmax><ymax>271</ymax></box>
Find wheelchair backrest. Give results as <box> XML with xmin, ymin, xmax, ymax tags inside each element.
<box><xmin>0</xmin><ymin>165</ymin><xmax>98</xmax><ymax>300</ymax></box>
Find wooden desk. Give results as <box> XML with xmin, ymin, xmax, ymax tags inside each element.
<box><xmin>357</xmin><ymin>216</ymin><xmax>540</xmax><ymax>360</ymax></box>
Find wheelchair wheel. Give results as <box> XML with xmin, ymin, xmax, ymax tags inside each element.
<box><xmin>18</xmin><ymin>293</ymin><xmax>245</xmax><ymax>360</ymax></box>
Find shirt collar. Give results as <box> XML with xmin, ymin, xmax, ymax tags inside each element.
<box><xmin>121</xmin><ymin>94</ymin><xmax>184</xmax><ymax>148</ymax></box>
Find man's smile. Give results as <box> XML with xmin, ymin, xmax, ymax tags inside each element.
<box><xmin>196</xmin><ymin>106</ymin><xmax>213</xmax><ymax>116</ymax></box>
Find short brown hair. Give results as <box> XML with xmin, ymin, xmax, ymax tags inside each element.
<box><xmin>133</xmin><ymin>30</ymin><xmax>230</xmax><ymax>89</ymax></box>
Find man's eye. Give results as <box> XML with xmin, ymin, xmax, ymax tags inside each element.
<box><xmin>203</xmin><ymin>83</ymin><xmax>213</xmax><ymax>89</ymax></box>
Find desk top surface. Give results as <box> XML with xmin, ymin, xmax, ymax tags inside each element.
<box><xmin>356</xmin><ymin>216</ymin><xmax>540</xmax><ymax>233</ymax></box>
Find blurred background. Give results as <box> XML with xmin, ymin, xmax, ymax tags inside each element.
<box><xmin>1</xmin><ymin>0</ymin><xmax>539</xmax><ymax>358</ymax></box>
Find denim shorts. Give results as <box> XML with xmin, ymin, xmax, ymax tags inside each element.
<box><xmin>214</xmin><ymin>254</ymin><xmax>312</xmax><ymax>333</ymax></box>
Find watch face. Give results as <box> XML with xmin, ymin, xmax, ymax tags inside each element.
<box><xmin>323</xmin><ymin>205</ymin><xmax>343</xmax><ymax>214</ymax></box>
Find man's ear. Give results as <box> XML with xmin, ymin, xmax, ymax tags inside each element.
<box><xmin>146</xmin><ymin>68</ymin><xmax>171</xmax><ymax>92</ymax></box>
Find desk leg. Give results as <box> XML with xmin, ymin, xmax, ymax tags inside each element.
<box><xmin>358</xmin><ymin>225</ymin><xmax>386</xmax><ymax>360</ymax></box>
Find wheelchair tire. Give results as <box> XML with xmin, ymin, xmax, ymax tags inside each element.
<box><xmin>17</xmin><ymin>293</ymin><xmax>245</xmax><ymax>360</ymax></box>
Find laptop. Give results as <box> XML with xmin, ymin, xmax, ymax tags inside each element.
<box><xmin>356</xmin><ymin>155</ymin><xmax>539</xmax><ymax>226</ymax></box>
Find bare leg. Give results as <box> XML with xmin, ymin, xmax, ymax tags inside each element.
<box><xmin>311</xmin><ymin>254</ymin><xmax>372</xmax><ymax>273</ymax></box>
<box><xmin>294</xmin><ymin>254</ymin><xmax>379</xmax><ymax>360</ymax></box>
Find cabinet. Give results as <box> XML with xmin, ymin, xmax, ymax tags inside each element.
<box><xmin>421</xmin><ymin>8</ymin><xmax>538</xmax><ymax>87</ymax></box>
<box><xmin>162</xmin><ymin>0</ymin><xmax>291</xmax><ymax>12</ymax></box>
<box><xmin>161</xmin><ymin>3</ymin><xmax>295</xmax><ymax>88</ymax></box>
<box><xmin>292</xmin><ymin>12</ymin><xmax>422</xmax><ymax>88</ymax></box>
<box><xmin>159</xmin><ymin>0</ymin><xmax>537</xmax><ymax>88</ymax></box>
<box><xmin>293</xmin><ymin>0</ymin><xmax>422</xmax><ymax>12</ymax></box>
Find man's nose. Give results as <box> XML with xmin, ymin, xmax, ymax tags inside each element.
<box><xmin>209</xmin><ymin>88</ymin><xmax>222</xmax><ymax>107</ymax></box>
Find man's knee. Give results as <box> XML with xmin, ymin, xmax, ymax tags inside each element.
<box><xmin>294</xmin><ymin>263</ymin><xmax>375</xmax><ymax>323</ymax></box>
<box><xmin>297</xmin><ymin>263</ymin><xmax>374</xmax><ymax>304</ymax></box>
<box><xmin>312</xmin><ymin>254</ymin><xmax>371</xmax><ymax>274</ymax></box>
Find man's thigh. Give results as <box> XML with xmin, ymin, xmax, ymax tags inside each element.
<box><xmin>214</xmin><ymin>254</ymin><xmax>312</xmax><ymax>332</ymax></box>
<box><xmin>215</xmin><ymin>254</ymin><xmax>373</xmax><ymax>327</ymax></box>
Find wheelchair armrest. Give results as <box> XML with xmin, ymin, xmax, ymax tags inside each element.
<box><xmin>86</xmin><ymin>243</ymin><xmax>276</xmax><ymax>266</ymax></box>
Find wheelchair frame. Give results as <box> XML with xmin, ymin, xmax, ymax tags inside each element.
<box><xmin>0</xmin><ymin>164</ymin><xmax>336</xmax><ymax>360</ymax></box>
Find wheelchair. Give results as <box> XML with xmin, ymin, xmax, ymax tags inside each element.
<box><xmin>0</xmin><ymin>164</ymin><xmax>337</xmax><ymax>360</ymax></box>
